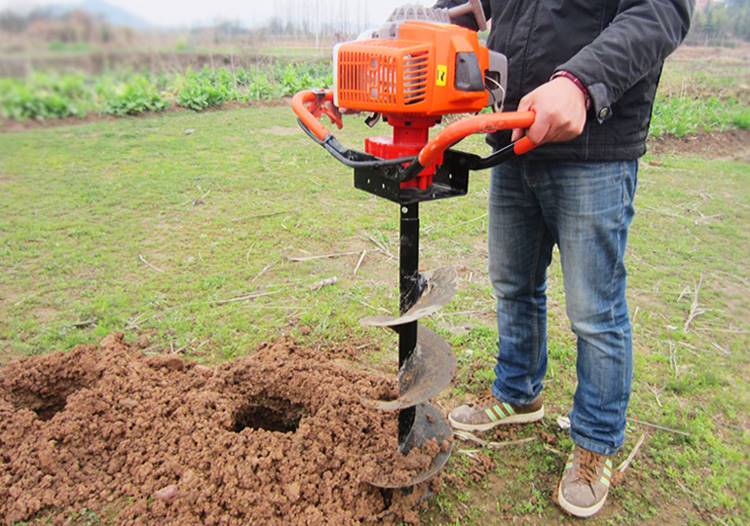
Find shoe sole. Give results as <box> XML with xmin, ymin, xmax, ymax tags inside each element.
<box><xmin>557</xmin><ymin>482</ymin><xmax>607</xmax><ymax>518</ymax></box>
<box><xmin>448</xmin><ymin>406</ymin><xmax>544</xmax><ymax>432</ymax></box>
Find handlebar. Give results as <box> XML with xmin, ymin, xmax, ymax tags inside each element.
<box><xmin>291</xmin><ymin>89</ymin><xmax>537</xmax><ymax>174</ymax></box>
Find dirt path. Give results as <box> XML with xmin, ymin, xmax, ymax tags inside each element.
<box><xmin>0</xmin><ymin>334</ymin><xmax>445</xmax><ymax>525</ymax></box>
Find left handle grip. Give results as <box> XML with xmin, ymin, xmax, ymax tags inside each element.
<box><xmin>291</xmin><ymin>89</ymin><xmax>342</xmax><ymax>142</ymax></box>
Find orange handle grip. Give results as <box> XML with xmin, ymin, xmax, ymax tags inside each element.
<box><xmin>418</xmin><ymin>111</ymin><xmax>536</xmax><ymax>168</ymax></box>
<box><xmin>291</xmin><ymin>89</ymin><xmax>341</xmax><ymax>142</ymax></box>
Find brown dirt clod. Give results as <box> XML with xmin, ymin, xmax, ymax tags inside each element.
<box><xmin>0</xmin><ymin>334</ymin><xmax>446</xmax><ymax>525</ymax></box>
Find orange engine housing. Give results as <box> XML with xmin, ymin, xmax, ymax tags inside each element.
<box><xmin>333</xmin><ymin>21</ymin><xmax>490</xmax><ymax>117</ymax></box>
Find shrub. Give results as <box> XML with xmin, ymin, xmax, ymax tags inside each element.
<box><xmin>176</xmin><ymin>68</ymin><xmax>238</xmax><ymax>111</ymax></box>
<box><xmin>246</xmin><ymin>72</ymin><xmax>278</xmax><ymax>101</ymax></box>
<box><xmin>275</xmin><ymin>63</ymin><xmax>331</xmax><ymax>96</ymax></box>
<box><xmin>0</xmin><ymin>74</ymin><xmax>90</xmax><ymax>120</ymax></box>
<box><xmin>102</xmin><ymin>75</ymin><xmax>168</xmax><ymax>116</ymax></box>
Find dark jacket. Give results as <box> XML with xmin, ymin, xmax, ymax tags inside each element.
<box><xmin>437</xmin><ymin>0</ymin><xmax>693</xmax><ymax>160</ymax></box>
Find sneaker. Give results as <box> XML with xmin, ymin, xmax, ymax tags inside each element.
<box><xmin>448</xmin><ymin>395</ymin><xmax>544</xmax><ymax>432</ymax></box>
<box><xmin>557</xmin><ymin>446</ymin><xmax>614</xmax><ymax>518</ymax></box>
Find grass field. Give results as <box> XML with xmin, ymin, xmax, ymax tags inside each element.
<box><xmin>1</xmin><ymin>102</ymin><xmax>749</xmax><ymax>522</ymax></box>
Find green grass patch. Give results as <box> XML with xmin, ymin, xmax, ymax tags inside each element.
<box><xmin>650</xmin><ymin>95</ymin><xmax>750</xmax><ymax>138</ymax></box>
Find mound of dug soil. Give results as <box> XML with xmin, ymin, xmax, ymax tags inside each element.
<box><xmin>0</xmin><ymin>334</ymin><xmax>447</xmax><ymax>525</ymax></box>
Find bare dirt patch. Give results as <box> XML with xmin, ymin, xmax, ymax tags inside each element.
<box><xmin>0</xmin><ymin>334</ymin><xmax>447</xmax><ymax>525</ymax></box>
<box><xmin>649</xmin><ymin>129</ymin><xmax>750</xmax><ymax>160</ymax></box>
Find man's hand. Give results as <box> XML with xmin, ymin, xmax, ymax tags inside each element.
<box><xmin>511</xmin><ymin>77</ymin><xmax>588</xmax><ymax>145</ymax></box>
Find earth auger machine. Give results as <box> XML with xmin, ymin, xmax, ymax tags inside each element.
<box><xmin>291</xmin><ymin>0</ymin><xmax>537</xmax><ymax>488</ymax></box>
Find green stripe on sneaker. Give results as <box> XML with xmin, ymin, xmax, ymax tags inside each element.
<box><xmin>603</xmin><ymin>466</ymin><xmax>612</xmax><ymax>478</ymax></box>
<box><xmin>493</xmin><ymin>404</ymin><xmax>505</xmax><ymax>419</ymax></box>
<box><xmin>600</xmin><ymin>476</ymin><xmax>610</xmax><ymax>487</ymax></box>
<box><xmin>503</xmin><ymin>402</ymin><xmax>514</xmax><ymax>415</ymax></box>
<box><xmin>485</xmin><ymin>408</ymin><xmax>497</xmax><ymax>422</ymax></box>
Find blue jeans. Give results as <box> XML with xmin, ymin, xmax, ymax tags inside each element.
<box><xmin>488</xmin><ymin>158</ymin><xmax>637</xmax><ymax>455</ymax></box>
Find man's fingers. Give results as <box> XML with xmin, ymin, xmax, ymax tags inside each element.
<box><xmin>511</xmin><ymin>96</ymin><xmax>533</xmax><ymax>142</ymax></box>
<box><xmin>517</xmin><ymin>95</ymin><xmax>532</xmax><ymax>111</ymax></box>
<box><xmin>527</xmin><ymin>114</ymin><xmax>551</xmax><ymax>145</ymax></box>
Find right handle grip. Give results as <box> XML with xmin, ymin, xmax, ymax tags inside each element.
<box><xmin>417</xmin><ymin>111</ymin><xmax>536</xmax><ymax>169</ymax></box>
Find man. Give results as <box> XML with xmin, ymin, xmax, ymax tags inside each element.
<box><xmin>437</xmin><ymin>0</ymin><xmax>693</xmax><ymax>518</ymax></box>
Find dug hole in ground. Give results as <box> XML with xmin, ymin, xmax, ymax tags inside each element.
<box><xmin>0</xmin><ymin>333</ymin><xmax>449</xmax><ymax>525</ymax></box>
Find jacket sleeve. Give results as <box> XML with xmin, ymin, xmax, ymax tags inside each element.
<box><xmin>555</xmin><ymin>0</ymin><xmax>693</xmax><ymax>123</ymax></box>
<box><xmin>433</xmin><ymin>0</ymin><xmax>491</xmax><ymax>31</ymax></box>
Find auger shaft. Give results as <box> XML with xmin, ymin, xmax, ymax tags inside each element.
<box><xmin>398</xmin><ymin>203</ymin><xmax>419</xmax><ymax>445</ymax></box>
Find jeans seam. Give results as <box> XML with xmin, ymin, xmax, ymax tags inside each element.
<box><xmin>602</xmin><ymin>163</ymin><xmax>628</xmax><ymax>411</ymax></box>
<box><xmin>607</xmin><ymin>162</ymin><xmax>626</xmax><ymax>302</ymax></box>
<box><xmin>527</xmin><ymin>217</ymin><xmax>546</xmax><ymax>394</ymax></box>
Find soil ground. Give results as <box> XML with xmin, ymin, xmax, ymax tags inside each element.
<box><xmin>0</xmin><ymin>334</ymin><xmax>442</xmax><ymax>525</ymax></box>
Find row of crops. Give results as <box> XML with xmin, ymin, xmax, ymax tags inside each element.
<box><xmin>1</xmin><ymin>62</ymin><xmax>748</xmax><ymax>139</ymax></box>
<box><xmin>0</xmin><ymin>62</ymin><xmax>332</xmax><ymax>120</ymax></box>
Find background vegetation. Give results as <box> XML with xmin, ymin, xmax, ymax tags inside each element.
<box><xmin>2</xmin><ymin>56</ymin><xmax>749</xmax><ymax>141</ymax></box>
<box><xmin>0</xmin><ymin>62</ymin><xmax>331</xmax><ymax>120</ymax></box>
<box><xmin>689</xmin><ymin>0</ymin><xmax>750</xmax><ymax>44</ymax></box>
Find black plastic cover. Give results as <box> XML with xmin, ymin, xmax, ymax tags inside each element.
<box><xmin>455</xmin><ymin>52</ymin><xmax>484</xmax><ymax>92</ymax></box>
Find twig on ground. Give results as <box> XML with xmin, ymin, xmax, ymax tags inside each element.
<box><xmin>231</xmin><ymin>210</ymin><xmax>290</xmax><ymax>223</ymax></box>
<box><xmin>695</xmin><ymin>326</ymin><xmax>749</xmax><ymax>334</ymax></box>
<box><xmin>353</xmin><ymin>250</ymin><xmax>367</xmax><ymax>276</ymax></box>
<box><xmin>139</xmin><ymin>254</ymin><xmax>165</xmax><ymax>273</ymax></box>
<box><xmin>631</xmin><ymin>306</ymin><xmax>640</xmax><ymax>324</ymax></box>
<box><xmin>693</xmin><ymin>211</ymin><xmax>721</xmax><ymax>225</ymax></box>
<box><xmin>628</xmin><ymin>417</ymin><xmax>691</xmax><ymax>437</ymax></box>
<box><xmin>250</xmin><ymin>261</ymin><xmax>275</xmax><ymax>284</ymax></box>
<box><xmin>677</xmin><ymin>284</ymin><xmax>691</xmax><ymax>303</ymax></box>
<box><xmin>362</xmin><ymin>232</ymin><xmax>395</xmax><ymax>259</ymax></box>
<box><xmin>210</xmin><ymin>290</ymin><xmax>281</xmax><ymax>305</ymax></box>
<box><xmin>678</xmin><ymin>341</ymin><xmax>702</xmax><ymax>356</ymax></box>
<box><xmin>683</xmin><ymin>274</ymin><xmax>705</xmax><ymax>332</ymax></box>
<box><xmin>647</xmin><ymin>385</ymin><xmax>663</xmax><ymax>407</ymax></box>
<box><xmin>310</xmin><ymin>277</ymin><xmax>338</xmax><ymax>291</ymax></box>
<box><xmin>125</xmin><ymin>313</ymin><xmax>147</xmax><ymax>330</ymax></box>
<box><xmin>668</xmin><ymin>341</ymin><xmax>679</xmax><ymax>377</ymax></box>
<box><xmin>542</xmin><ymin>444</ymin><xmax>564</xmax><ymax>456</ymax></box>
<box><xmin>244</xmin><ymin>242</ymin><xmax>257</xmax><ymax>264</ymax></box>
<box><xmin>454</xmin><ymin>430</ymin><xmax>535</xmax><ymax>449</ymax></box>
<box><xmin>612</xmin><ymin>433</ymin><xmax>646</xmax><ymax>485</ymax></box>
<box><xmin>288</xmin><ymin>251</ymin><xmax>359</xmax><ymax>262</ymax></box>
<box><xmin>711</xmin><ymin>342</ymin><xmax>731</xmax><ymax>356</ymax></box>
<box><xmin>343</xmin><ymin>292</ymin><xmax>391</xmax><ymax>314</ymax></box>
<box><xmin>438</xmin><ymin>309</ymin><xmax>494</xmax><ymax>318</ymax></box>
